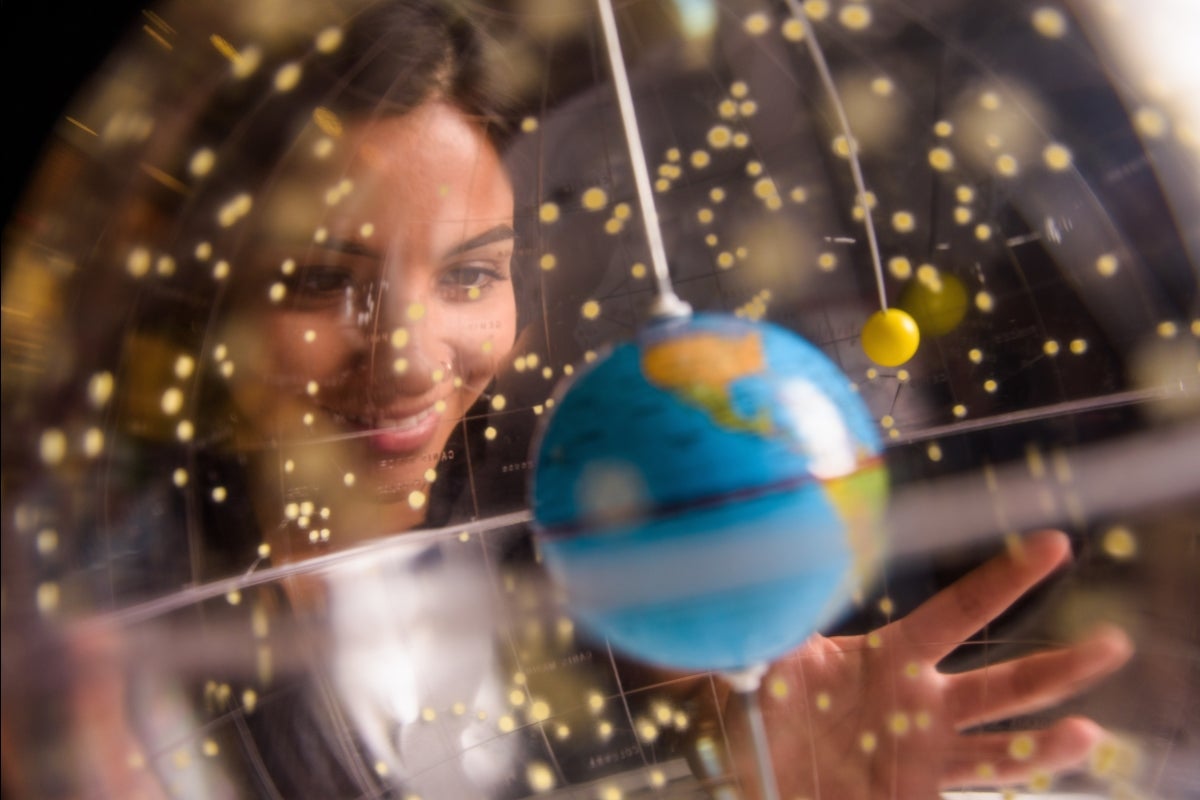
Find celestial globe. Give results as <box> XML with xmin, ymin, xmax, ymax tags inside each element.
<box><xmin>531</xmin><ymin>313</ymin><xmax>887</xmax><ymax>672</ymax></box>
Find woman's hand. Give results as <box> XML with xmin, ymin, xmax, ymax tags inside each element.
<box><xmin>729</xmin><ymin>529</ymin><xmax>1133</xmax><ymax>799</ymax></box>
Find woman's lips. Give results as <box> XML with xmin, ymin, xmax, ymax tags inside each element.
<box><xmin>331</xmin><ymin>405</ymin><xmax>444</xmax><ymax>455</ymax></box>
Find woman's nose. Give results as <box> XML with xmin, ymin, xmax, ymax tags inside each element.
<box><xmin>361</xmin><ymin>283</ymin><xmax>452</xmax><ymax>399</ymax></box>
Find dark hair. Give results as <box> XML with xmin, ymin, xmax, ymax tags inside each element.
<box><xmin>2</xmin><ymin>0</ymin><xmax>531</xmax><ymax>597</ymax></box>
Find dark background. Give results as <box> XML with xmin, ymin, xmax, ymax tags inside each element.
<box><xmin>2</xmin><ymin>2</ymin><xmax>145</xmax><ymax>228</ymax></box>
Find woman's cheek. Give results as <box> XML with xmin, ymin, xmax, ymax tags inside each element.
<box><xmin>264</xmin><ymin>314</ymin><xmax>349</xmax><ymax>385</ymax></box>
<box><xmin>450</xmin><ymin>294</ymin><xmax>517</xmax><ymax>385</ymax></box>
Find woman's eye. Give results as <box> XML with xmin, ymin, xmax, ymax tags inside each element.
<box><xmin>440</xmin><ymin>264</ymin><xmax>506</xmax><ymax>294</ymax></box>
<box><xmin>289</xmin><ymin>265</ymin><xmax>355</xmax><ymax>296</ymax></box>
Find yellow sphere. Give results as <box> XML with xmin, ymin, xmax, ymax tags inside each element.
<box><xmin>900</xmin><ymin>273</ymin><xmax>968</xmax><ymax>336</ymax></box>
<box><xmin>862</xmin><ymin>308</ymin><xmax>920</xmax><ymax>367</ymax></box>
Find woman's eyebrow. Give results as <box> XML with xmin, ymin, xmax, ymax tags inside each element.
<box><xmin>443</xmin><ymin>224</ymin><xmax>516</xmax><ymax>257</ymax></box>
<box><xmin>318</xmin><ymin>236</ymin><xmax>381</xmax><ymax>258</ymax></box>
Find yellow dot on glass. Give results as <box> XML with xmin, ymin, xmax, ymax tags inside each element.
<box><xmin>815</xmin><ymin>692</ymin><xmax>831</xmax><ymax>711</ymax></box>
<box><xmin>707</xmin><ymin>125</ymin><xmax>732</xmax><ymax>149</ymax></box>
<box><xmin>406</xmin><ymin>302</ymin><xmax>425</xmax><ymax>320</ymax></box>
<box><xmin>1134</xmin><ymin>107</ymin><xmax>1167</xmax><ymax>138</ymax></box>
<box><xmin>1095</xmin><ymin>253</ymin><xmax>1119</xmax><ymax>276</ymax></box>
<box><xmin>803</xmin><ymin>0</ymin><xmax>830</xmax><ymax>20</ymax></box>
<box><xmin>1157</xmin><ymin>320</ymin><xmax>1179</xmax><ymax>338</ymax></box>
<box><xmin>889</xmin><ymin>713</ymin><xmax>910</xmax><ymax>736</ymax></box>
<box><xmin>211</xmin><ymin>486</ymin><xmax>227</xmax><ymax>503</ymax></box>
<box><xmin>273</xmin><ymin>62</ymin><xmax>302</xmax><ymax>92</ymax></box>
<box><xmin>980</xmin><ymin>91</ymin><xmax>1002</xmax><ymax>110</ymax></box>
<box><xmin>730</xmin><ymin>80</ymin><xmax>749</xmax><ymax>98</ymax></box>
<box><xmin>934</xmin><ymin>120</ymin><xmax>954</xmax><ymax>137</ymax></box>
<box><xmin>539</xmin><ymin>202</ymin><xmax>560</xmax><ymax>223</ymax></box>
<box><xmin>953</xmin><ymin>404</ymin><xmax>968</xmax><ymax>418</ymax></box>
<box><xmin>212</xmin><ymin>261</ymin><xmax>230</xmax><ymax>280</ymax></box>
<box><xmin>127</xmin><ymin>247</ymin><xmax>151</xmax><ymax>277</ymax></box>
<box><xmin>839</xmin><ymin>5</ymin><xmax>871</xmax><ymax>30</ymax></box>
<box><xmin>1070</xmin><ymin>338</ymin><xmax>1088</xmax><ymax>354</ymax></box>
<box><xmin>781</xmin><ymin>18</ymin><xmax>805</xmax><ymax>41</ymax></box>
<box><xmin>975</xmin><ymin>291</ymin><xmax>995</xmax><ymax>312</ymax></box>
<box><xmin>984</xmin><ymin>379</ymin><xmax>998</xmax><ymax>393</ymax></box>
<box><xmin>975</xmin><ymin>223</ymin><xmax>993</xmax><ymax>241</ymax></box>
<box><xmin>888</xmin><ymin>256</ymin><xmax>913</xmax><ymax>279</ymax></box>
<box><xmin>697</xmin><ymin>208</ymin><xmax>714</xmax><ymax>224</ymax></box>
<box><xmin>904</xmin><ymin>661</ymin><xmax>922</xmax><ymax>678</ymax></box>
<box><xmin>176</xmin><ymin>420</ymin><xmax>194</xmax><ymax>442</ymax></box>
<box><xmin>1032</xmin><ymin>7</ymin><xmax>1067</xmax><ymax>38</ymax></box>
<box><xmin>817</xmin><ymin>252</ymin><xmax>837</xmax><ymax>271</ymax></box>
<box><xmin>928</xmin><ymin>147</ymin><xmax>955</xmax><ymax>171</ymax></box>
<box><xmin>862</xmin><ymin>309</ymin><xmax>920</xmax><ymax>367</ymax></box>
<box><xmin>1009</xmin><ymin>733</ymin><xmax>1036</xmax><ymax>760</ymax></box>
<box><xmin>161</xmin><ymin>387</ymin><xmax>184</xmax><ymax>416</ymax></box>
<box><xmin>892</xmin><ymin>211</ymin><xmax>916</xmax><ymax>233</ymax></box>
<box><xmin>1044</xmin><ymin>339</ymin><xmax>1061</xmax><ymax>356</ymax></box>
<box><xmin>484</xmin><ymin>426</ymin><xmax>497</xmax><ymax>441</ymax></box>
<box><xmin>860</xmin><ymin>732</ymin><xmax>878</xmax><ymax>753</ymax></box>
<box><xmin>314</xmin><ymin>25</ymin><xmax>343</xmax><ymax>52</ymax></box>
<box><xmin>343</xmin><ymin>472</ymin><xmax>355</xmax><ymax>487</ymax></box>
<box><xmin>526</xmin><ymin>762</ymin><xmax>555</xmax><ymax>793</ymax></box>
<box><xmin>520</xmin><ymin>116</ymin><xmax>539</xmax><ymax>133</ymax></box>
<box><xmin>870</xmin><ymin>76</ymin><xmax>894</xmax><ymax>97</ymax></box>
<box><xmin>630</xmin><ymin>262</ymin><xmax>647</xmax><ymax>279</ymax></box>
<box><xmin>408</xmin><ymin>490</ymin><xmax>426</xmax><ymax>510</ymax></box>
<box><xmin>995</xmin><ymin>154</ymin><xmax>1019</xmax><ymax>177</ymax></box>
<box><xmin>833</xmin><ymin>135</ymin><xmax>855</xmax><ymax>157</ymax></box>
<box><xmin>581</xmin><ymin>300</ymin><xmax>601</xmax><ymax>320</ymax></box>
<box><xmin>954</xmin><ymin>206</ymin><xmax>973</xmax><ymax>225</ymax></box>
<box><xmin>1102</xmin><ymin>526</ymin><xmax>1137</xmax><ymax>560</ymax></box>
<box><xmin>744</xmin><ymin>12</ymin><xmax>770</xmax><ymax>35</ymax></box>
<box><xmin>1043</xmin><ymin>142</ymin><xmax>1073</xmax><ymax>171</ymax></box>
<box><xmin>581</xmin><ymin>187</ymin><xmax>608</xmax><ymax>211</ymax></box>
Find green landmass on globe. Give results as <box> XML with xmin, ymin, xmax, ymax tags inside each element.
<box><xmin>641</xmin><ymin>330</ymin><xmax>773</xmax><ymax>435</ymax></box>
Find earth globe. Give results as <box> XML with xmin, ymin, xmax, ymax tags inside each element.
<box><xmin>530</xmin><ymin>312</ymin><xmax>887</xmax><ymax>674</ymax></box>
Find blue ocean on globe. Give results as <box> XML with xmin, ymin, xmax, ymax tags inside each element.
<box><xmin>531</xmin><ymin>313</ymin><xmax>887</xmax><ymax>672</ymax></box>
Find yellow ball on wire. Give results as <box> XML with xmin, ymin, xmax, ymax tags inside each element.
<box><xmin>862</xmin><ymin>308</ymin><xmax>920</xmax><ymax>367</ymax></box>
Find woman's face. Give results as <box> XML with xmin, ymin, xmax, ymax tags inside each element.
<box><xmin>226</xmin><ymin>101</ymin><xmax>517</xmax><ymax>540</ymax></box>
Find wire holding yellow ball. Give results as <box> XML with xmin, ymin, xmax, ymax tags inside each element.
<box><xmin>862</xmin><ymin>308</ymin><xmax>920</xmax><ymax>367</ymax></box>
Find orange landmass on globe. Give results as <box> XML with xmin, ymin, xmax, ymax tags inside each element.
<box><xmin>641</xmin><ymin>332</ymin><xmax>772</xmax><ymax>434</ymax></box>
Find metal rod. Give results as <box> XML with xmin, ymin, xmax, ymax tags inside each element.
<box><xmin>783</xmin><ymin>0</ymin><xmax>889</xmax><ymax>311</ymax></box>
<box><xmin>594</xmin><ymin>0</ymin><xmax>691</xmax><ymax>319</ymax></box>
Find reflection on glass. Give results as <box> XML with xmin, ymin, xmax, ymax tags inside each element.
<box><xmin>1</xmin><ymin>1</ymin><xmax>1197</xmax><ymax>798</ymax></box>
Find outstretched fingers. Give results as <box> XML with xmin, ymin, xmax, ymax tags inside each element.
<box><xmin>940</xmin><ymin>716</ymin><xmax>1107</xmax><ymax>788</ymax></box>
<box><xmin>946</xmin><ymin>624</ymin><xmax>1133</xmax><ymax>730</ymax></box>
<box><xmin>894</xmin><ymin>530</ymin><xmax>1073</xmax><ymax>663</ymax></box>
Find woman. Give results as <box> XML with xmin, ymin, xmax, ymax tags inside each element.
<box><xmin>1</xmin><ymin>1</ymin><xmax>1131</xmax><ymax>797</ymax></box>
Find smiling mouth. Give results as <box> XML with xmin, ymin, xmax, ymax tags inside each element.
<box><xmin>329</xmin><ymin>404</ymin><xmax>445</xmax><ymax>455</ymax></box>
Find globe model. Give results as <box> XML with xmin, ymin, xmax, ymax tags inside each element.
<box><xmin>531</xmin><ymin>312</ymin><xmax>887</xmax><ymax>672</ymax></box>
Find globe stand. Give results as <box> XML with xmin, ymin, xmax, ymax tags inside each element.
<box><xmin>723</xmin><ymin>665</ymin><xmax>780</xmax><ymax>800</ymax></box>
